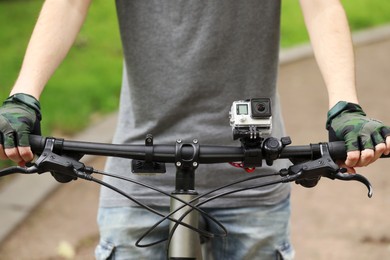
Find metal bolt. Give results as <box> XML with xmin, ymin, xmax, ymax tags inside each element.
<box><xmin>193</xmin><ymin>162</ymin><xmax>198</xmax><ymax>167</ymax></box>
<box><xmin>176</xmin><ymin>139</ymin><xmax>182</xmax><ymax>144</ymax></box>
<box><xmin>176</xmin><ymin>162</ymin><xmax>182</xmax><ymax>167</ymax></box>
<box><xmin>193</xmin><ymin>139</ymin><xmax>198</xmax><ymax>144</ymax></box>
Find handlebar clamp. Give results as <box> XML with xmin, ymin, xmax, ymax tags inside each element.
<box><xmin>175</xmin><ymin>139</ymin><xmax>200</xmax><ymax>170</ymax></box>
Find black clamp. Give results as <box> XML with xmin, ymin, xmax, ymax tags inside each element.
<box><xmin>288</xmin><ymin>143</ymin><xmax>339</xmax><ymax>188</ymax></box>
<box><xmin>131</xmin><ymin>134</ymin><xmax>166</xmax><ymax>174</ymax></box>
<box><xmin>34</xmin><ymin>138</ymin><xmax>89</xmax><ymax>183</ymax></box>
<box><xmin>242</xmin><ymin>145</ymin><xmax>263</xmax><ymax>168</ymax></box>
<box><xmin>175</xmin><ymin>139</ymin><xmax>200</xmax><ymax>170</ymax></box>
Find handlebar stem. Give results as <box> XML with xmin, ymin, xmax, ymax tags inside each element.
<box><xmin>174</xmin><ymin>139</ymin><xmax>200</xmax><ymax>192</ymax></box>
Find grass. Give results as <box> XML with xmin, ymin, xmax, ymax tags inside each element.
<box><xmin>0</xmin><ymin>0</ymin><xmax>390</xmax><ymax>136</ymax></box>
<box><xmin>280</xmin><ymin>0</ymin><xmax>390</xmax><ymax>47</ymax></box>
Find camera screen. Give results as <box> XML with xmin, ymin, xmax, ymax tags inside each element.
<box><xmin>237</xmin><ymin>104</ymin><xmax>248</xmax><ymax>115</ymax></box>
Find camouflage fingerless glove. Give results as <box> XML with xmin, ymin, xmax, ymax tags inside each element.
<box><xmin>326</xmin><ymin>101</ymin><xmax>390</xmax><ymax>152</ymax></box>
<box><xmin>0</xmin><ymin>93</ymin><xmax>42</xmax><ymax>148</ymax></box>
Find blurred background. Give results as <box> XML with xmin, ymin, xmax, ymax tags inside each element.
<box><xmin>0</xmin><ymin>0</ymin><xmax>390</xmax><ymax>259</ymax></box>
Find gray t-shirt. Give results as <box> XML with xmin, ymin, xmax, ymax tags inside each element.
<box><xmin>99</xmin><ymin>0</ymin><xmax>290</xmax><ymax>208</ymax></box>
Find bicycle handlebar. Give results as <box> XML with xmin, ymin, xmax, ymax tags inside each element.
<box><xmin>28</xmin><ymin>135</ymin><xmax>348</xmax><ymax>163</ymax></box>
<box><xmin>0</xmin><ymin>134</ymin><xmax>386</xmax><ymax>199</ymax></box>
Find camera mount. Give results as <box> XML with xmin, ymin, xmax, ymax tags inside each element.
<box><xmin>229</xmin><ymin>98</ymin><xmax>272</xmax><ymax>142</ymax></box>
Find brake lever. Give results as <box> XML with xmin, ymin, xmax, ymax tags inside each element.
<box><xmin>282</xmin><ymin>143</ymin><xmax>373</xmax><ymax>198</ymax></box>
<box><xmin>331</xmin><ymin>171</ymin><xmax>373</xmax><ymax>198</ymax></box>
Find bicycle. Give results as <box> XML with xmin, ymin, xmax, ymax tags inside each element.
<box><xmin>0</xmin><ymin>98</ymin><xmax>383</xmax><ymax>259</ymax></box>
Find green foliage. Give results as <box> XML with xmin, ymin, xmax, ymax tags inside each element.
<box><xmin>0</xmin><ymin>1</ymin><xmax>40</xmax><ymax>100</ymax></box>
<box><xmin>281</xmin><ymin>0</ymin><xmax>390</xmax><ymax>47</ymax></box>
<box><xmin>281</xmin><ymin>0</ymin><xmax>307</xmax><ymax>47</ymax></box>
<box><xmin>342</xmin><ymin>0</ymin><xmax>390</xmax><ymax>30</ymax></box>
<box><xmin>0</xmin><ymin>0</ymin><xmax>122</xmax><ymax>135</ymax></box>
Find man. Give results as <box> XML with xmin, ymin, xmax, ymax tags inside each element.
<box><xmin>1</xmin><ymin>0</ymin><xmax>389</xmax><ymax>259</ymax></box>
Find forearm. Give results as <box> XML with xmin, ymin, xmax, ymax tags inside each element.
<box><xmin>300</xmin><ymin>0</ymin><xmax>358</xmax><ymax>108</ymax></box>
<box><xmin>11</xmin><ymin>0</ymin><xmax>92</xmax><ymax>99</ymax></box>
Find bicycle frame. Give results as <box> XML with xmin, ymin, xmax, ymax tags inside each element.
<box><xmin>169</xmin><ymin>192</ymin><xmax>202</xmax><ymax>259</ymax></box>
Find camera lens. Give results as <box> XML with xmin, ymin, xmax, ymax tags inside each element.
<box><xmin>256</xmin><ymin>103</ymin><xmax>266</xmax><ymax>112</ymax></box>
<box><xmin>250</xmin><ymin>98</ymin><xmax>271</xmax><ymax>119</ymax></box>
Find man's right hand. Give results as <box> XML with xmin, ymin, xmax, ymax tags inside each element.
<box><xmin>0</xmin><ymin>93</ymin><xmax>41</xmax><ymax>166</ymax></box>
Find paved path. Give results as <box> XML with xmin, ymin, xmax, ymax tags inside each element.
<box><xmin>279</xmin><ymin>25</ymin><xmax>390</xmax><ymax>260</ymax></box>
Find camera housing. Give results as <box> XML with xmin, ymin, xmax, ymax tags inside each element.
<box><xmin>229</xmin><ymin>98</ymin><xmax>272</xmax><ymax>140</ymax></box>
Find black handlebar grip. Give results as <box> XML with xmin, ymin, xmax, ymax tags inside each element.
<box><xmin>327</xmin><ymin>141</ymin><xmax>390</xmax><ymax>160</ymax></box>
<box><xmin>327</xmin><ymin>141</ymin><xmax>347</xmax><ymax>161</ymax></box>
<box><xmin>29</xmin><ymin>135</ymin><xmax>66</xmax><ymax>155</ymax></box>
<box><xmin>29</xmin><ymin>135</ymin><xmax>46</xmax><ymax>153</ymax></box>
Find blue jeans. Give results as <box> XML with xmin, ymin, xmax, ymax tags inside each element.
<box><xmin>95</xmin><ymin>197</ymin><xmax>294</xmax><ymax>260</ymax></box>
